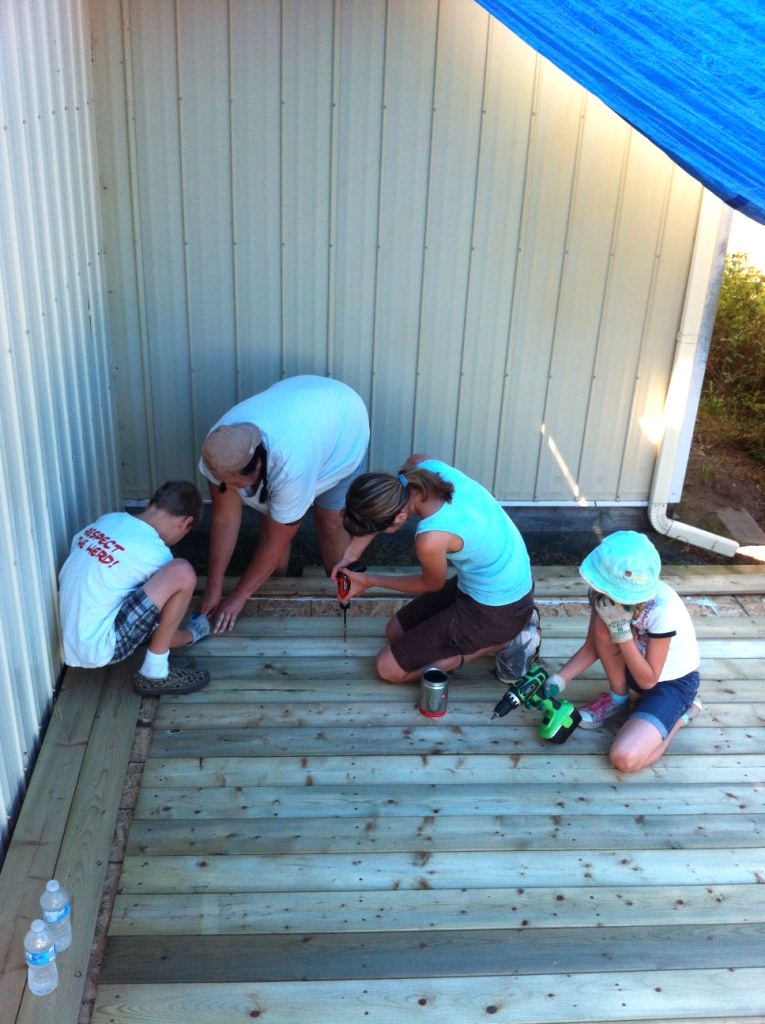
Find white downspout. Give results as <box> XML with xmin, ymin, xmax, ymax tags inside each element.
<box><xmin>648</xmin><ymin>190</ymin><xmax>739</xmax><ymax>557</ymax></box>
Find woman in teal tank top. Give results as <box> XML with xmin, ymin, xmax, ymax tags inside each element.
<box><xmin>333</xmin><ymin>454</ymin><xmax>534</xmax><ymax>683</ymax></box>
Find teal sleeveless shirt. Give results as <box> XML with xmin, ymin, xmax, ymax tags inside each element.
<box><xmin>415</xmin><ymin>460</ymin><xmax>532</xmax><ymax>606</ymax></box>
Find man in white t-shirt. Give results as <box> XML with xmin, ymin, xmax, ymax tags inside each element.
<box><xmin>198</xmin><ymin>376</ymin><xmax>369</xmax><ymax>632</ymax></box>
<box><xmin>58</xmin><ymin>480</ymin><xmax>211</xmax><ymax>695</ymax></box>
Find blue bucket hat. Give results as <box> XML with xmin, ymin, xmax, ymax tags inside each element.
<box><xmin>579</xmin><ymin>531</ymin><xmax>660</xmax><ymax>605</ymax></box>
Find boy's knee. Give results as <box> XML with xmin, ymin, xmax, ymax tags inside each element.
<box><xmin>169</xmin><ymin>557</ymin><xmax>197</xmax><ymax>590</ymax></box>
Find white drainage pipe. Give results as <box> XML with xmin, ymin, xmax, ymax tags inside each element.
<box><xmin>647</xmin><ymin>191</ymin><xmax>739</xmax><ymax>558</ymax></box>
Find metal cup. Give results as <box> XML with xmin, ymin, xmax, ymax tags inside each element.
<box><xmin>419</xmin><ymin>667</ymin><xmax>448</xmax><ymax>718</ymax></box>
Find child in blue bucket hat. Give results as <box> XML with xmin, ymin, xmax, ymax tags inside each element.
<box><xmin>544</xmin><ymin>531</ymin><xmax>702</xmax><ymax>773</ymax></box>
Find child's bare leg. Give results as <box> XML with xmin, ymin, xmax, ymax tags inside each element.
<box><xmin>590</xmin><ymin>613</ymin><xmax>629</xmax><ymax>696</ymax></box>
<box><xmin>142</xmin><ymin>559</ymin><xmax>197</xmax><ymax>653</ymax></box>
<box><xmin>609</xmin><ymin>715</ymin><xmax>684</xmax><ymax>773</ymax></box>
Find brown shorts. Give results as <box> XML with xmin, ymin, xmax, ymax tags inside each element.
<box><xmin>390</xmin><ymin>576</ymin><xmax>535</xmax><ymax>674</ymax></box>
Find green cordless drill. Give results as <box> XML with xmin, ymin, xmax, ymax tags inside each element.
<box><xmin>491</xmin><ymin>664</ymin><xmax>582</xmax><ymax>744</ymax></box>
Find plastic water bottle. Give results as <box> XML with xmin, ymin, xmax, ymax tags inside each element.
<box><xmin>40</xmin><ymin>879</ymin><xmax>72</xmax><ymax>951</ymax></box>
<box><xmin>24</xmin><ymin>920</ymin><xmax>58</xmax><ymax>996</ymax></box>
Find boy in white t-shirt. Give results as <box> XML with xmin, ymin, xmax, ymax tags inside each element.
<box><xmin>544</xmin><ymin>531</ymin><xmax>702</xmax><ymax>773</ymax></box>
<box><xmin>59</xmin><ymin>480</ymin><xmax>211</xmax><ymax>696</ymax></box>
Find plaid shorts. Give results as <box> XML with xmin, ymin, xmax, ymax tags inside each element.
<box><xmin>109</xmin><ymin>587</ymin><xmax>160</xmax><ymax>664</ymax></box>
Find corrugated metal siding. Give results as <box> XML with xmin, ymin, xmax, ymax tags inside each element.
<box><xmin>0</xmin><ymin>0</ymin><xmax>119</xmax><ymax>859</ymax></box>
<box><xmin>91</xmin><ymin>0</ymin><xmax>707</xmax><ymax>503</ymax></box>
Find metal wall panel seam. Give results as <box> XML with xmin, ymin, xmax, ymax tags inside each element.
<box><xmin>492</xmin><ymin>50</ymin><xmax>541</xmax><ymax>493</ymax></box>
<box><xmin>70</xmin><ymin>0</ymin><xmax>122</xmax><ymax>511</ymax></box>
<box><xmin>124</xmin><ymin>0</ymin><xmax>162</xmax><ymax>491</ymax></box>
<box><xmin>572</xmin><ymin>127</ymin><xmax>633</xmax><ymax>497</ymax></box>
<box><xmin>413</xmin><ymin>0</ymin><xmax>491</xmax><ymax>459</ymax></box>
<box><xmin>531</xmin><ymin>86</ymin><xmax>589</xmax><ymax>502</ymax></box>
<box><xmin>280</xmin><ymin>0</ymin><xmax>288</xmax><ymax>378</ymax></box>
<box><xmin>13</xmin><ymin>1</ymin><xmax>80</xmax><ymax>543</ymax></box>
<box><xmin>325</xmin><ymin>0</ymin><xmax>341</xmax><ymax>380</ymax></box>
<box><xmin>576</xmin><ymin>134</ymin><xmax>674</xmax><ymax>501</ymax></box>
<box><xmin>452</xmin><ymin>13</ymin><xmax>492</xmax><ymax>467</ymax></box>
<box><xmin>55</xmin><ymin>0</ymin><xmax>107</xmax><ymax>518</ymax></box>
<box><xmin>620</xmin><ymin>167</ymin><xmax>703</xmax><ymax>502</ymax></box>
<box><xmin>89</xmin><ymin>0</ymin><xmax>151</xmax><ymax>498</ymax></box>
<box><xmin>614</xmin><ymin>162</ymin><xmax>675</xmax><ymax>502</ymax></box>
<box><xmin>227</xmin><ymin>0</ymin><xmax>243</xmax><ymax>403</ymax></box>
<box><xmin>366</xmin><ymin>0</ymin><xmax>392</xmax><ymax>446</ymax></box>
<box><xmin>46</xmin><ymin>0</ymin><xmax>102</xmax><ymax>518</ymax></box>
<box><xmin>410</xmin><ymin>0</ymin><xmax>444</xmax><ymax>456</ymax></box>
<box><xmin>2</xmin><ymin>4</ymin><xmax>65</xmax><ymax>688</ymax></box>
<box><xmin>171</xmin><ymin>0</ymin><xmax>199</xmax><ymax>480</ymax></box>
<box><xmin>0</xmin><ymin>200</ymin><xmax>51</xmax><ymax>748</ymax></box>
<box><xmin>0</xmin><ymin>269</ymin><xmax>41</xmax><ymax>806</ymax></box>
<box><xmin>55</xmin><ymin>0</ymin><xmax>103</xmax><ymax>509</ymax></box>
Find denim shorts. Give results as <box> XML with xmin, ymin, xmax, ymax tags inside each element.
<box><xmin>627</xmin><ymin>667</ymin><xmax>700</xmax><ymax>739</ymax></box>
<box><xmin>109</xmin><ymin>587</ymin><xmax>160</xmax><ymax>664</ymax></box>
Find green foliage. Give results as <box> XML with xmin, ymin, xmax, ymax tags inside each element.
<box><xmin>698</xmin><ymin>252</ymin><xmax>765</xmax><ymax>461</ymax></box>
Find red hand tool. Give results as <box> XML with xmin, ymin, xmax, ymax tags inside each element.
<box><xmin>337</xmin><ymin>560</ymin><xmax>367</xmax><ymax>641</ymax></box>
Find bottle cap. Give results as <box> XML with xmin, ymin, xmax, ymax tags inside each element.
<box><xmin>46</xmin><ymin>881</ymin><xmax>59</xmax><ymax>892</ymax></box>
<box><xmin>31</xmin><ymin>920</ymin><xmax>44</xmax><ymax>932</ymax></box>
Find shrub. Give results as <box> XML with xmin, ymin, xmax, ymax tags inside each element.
<box><xmin>698</xmin><ymin>252</ymin><xmax>765</xmax><ymax>461</ymax></box>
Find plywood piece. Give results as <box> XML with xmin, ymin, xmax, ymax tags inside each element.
<box><xmin>718</xmin><ymin>506</ymin><xmax>765</xmax><ymax>545</ymax></box>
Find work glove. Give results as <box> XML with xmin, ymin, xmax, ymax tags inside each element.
<box><xmin>593</xmin><ymin>593</ymin><xmax>635</xmax><ymax>643</ymax></box>
<box><xmin>543</xmin><ymin>672</ymin><xmax>566</xmax><ymax>698</ymax></box>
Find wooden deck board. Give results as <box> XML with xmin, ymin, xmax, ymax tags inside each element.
<box><xmin>93</xmin><ymin>578</ymin><xmax>765</xmax><ymax>1024</ymax></box>
<box><xmin>100</xmin><ymin>923</ymin><xmax>765</xmax><ymax>982</ymax></box>
<box><xmin>92</xmin><ymin>969</ymin><xmax>765</xmax><ymax>1024</ymax></box>
<box><xmin>0</xmin><ymin>568</ymin><xmax>756</xmax><ymax>1024</ymax></box>
<box><xmin>0</xmin><ymin>659</ymin><xmax>140</xmax><ymax>1024</ymax></box>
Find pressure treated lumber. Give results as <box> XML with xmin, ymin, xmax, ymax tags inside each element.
<box><xmin>93</xmin><ymin>567</ymin><xmax>765</xmax><ymax>1024</ymax></box>
<box><xmin>91</xmin><ymin>968</ymin><xmax>765</xmax><ymax>1024</ymax></box>
<box><xmin>109</xmin><ymin>882</ymin><xmax>765</xmax><ymax>936</ymax></box>
<box><xmin>100</xmin><ymin>922</ymin><xmax>765</xmax><ymax>982</ymax></box>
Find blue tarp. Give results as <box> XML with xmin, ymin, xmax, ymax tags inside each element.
<box><xmin>476</xmin><ymin>0</ymin><xmax>765</xmax><ymax>226</ymax></box>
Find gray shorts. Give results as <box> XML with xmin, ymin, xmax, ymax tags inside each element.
<box><xmin>314</xmin><ymin>455</ymin><xmax>368</xmax><ymax>511</ymax></box>
<box><xmin>109</xmin><ymin>587</ymin><xmax>159</xmax><ymax>663</ymax></box>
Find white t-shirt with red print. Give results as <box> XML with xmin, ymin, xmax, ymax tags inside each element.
<box><xmin>631</xmin><ymin>579</ymin><xmax>699</xmax><ymax>681</ymax></box>
<box><xmin>59</xmin><ymin>512</ymin><xmax>172</xmax><ymax>668</ymax></box>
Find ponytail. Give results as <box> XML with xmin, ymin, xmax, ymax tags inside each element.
<box><xmin>342</xmin><ymin>465</ymin><xmax>453</xmax><ymax>537</ymax></box>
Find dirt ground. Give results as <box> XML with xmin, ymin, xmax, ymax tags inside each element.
<box><xmin>674</xmin><ymin>440</ymin><xmax>765</xmax><ymax>553</ymax></box>
<box><xmin>174</xmin><ymin>440</ymin><xmax>765</xmax><ymax>573</ymax></box>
